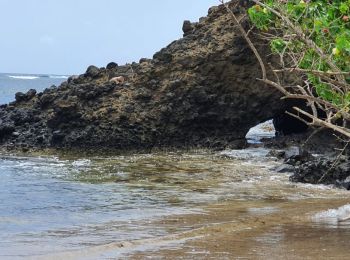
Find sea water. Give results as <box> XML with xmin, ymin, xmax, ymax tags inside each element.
<box><xmin>0</xmin><ymin>73</ymin><xmax>68</xmax><ymax>105</ymax></box>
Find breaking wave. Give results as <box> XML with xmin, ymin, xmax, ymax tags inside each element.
<box><xmin>49</xmin><ymin>75</ymin><xmax>69</xmax><ymax>79</ymax></box>
<box><xmin>7</xmin><ymin>74</ymin><xmax>69</xmax><ymax>80</ymax></box>
<box><xmin>8</xmin><ymin>75</ymin><xmax>40</xmax><ymax>80</ymax></box>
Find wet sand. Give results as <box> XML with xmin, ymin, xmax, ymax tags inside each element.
<box><xmin>37</xmin><ymin>196</ymin><xmax>350</xmax><ymax>260</ymax></box>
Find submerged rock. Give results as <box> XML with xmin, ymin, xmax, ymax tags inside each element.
<box><xmin>275</xmin><ymin>164</ymin><xmax>295</xmax><ymax>173</ymax></box>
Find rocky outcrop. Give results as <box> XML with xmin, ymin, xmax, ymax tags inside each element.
<box><xmin>0</xmin><ymin>2</ymin><xmax>290</xmax><ymax>152</ymax></box>
<box><xmin>264</xmin><ymin>129</ymin><xmax>350</xmax><ymax>187</ymax></box>
<box><xmin>290</xmin><ymin>156</ymin><xmax>350</xmax><ymax>188</ymax></box>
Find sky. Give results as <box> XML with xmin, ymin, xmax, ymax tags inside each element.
<box><xmin>0</xmin><ymin>0</ymin><xmax>218</xmax><ymax>75</ymax></box>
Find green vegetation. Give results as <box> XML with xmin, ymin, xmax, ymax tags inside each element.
<box><xmin>243</xmin><ymin>0</ymin><xmax>350</xmax><ymax>137</ymax></box>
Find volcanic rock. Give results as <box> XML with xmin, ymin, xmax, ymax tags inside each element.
<box><xmin>0</xmin><ymin>2</ymin><xmax>295</xmax><ymax>152</ymax></box>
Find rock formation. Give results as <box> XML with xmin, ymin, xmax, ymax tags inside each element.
<box><xmin>0</xmin><ymin>2</ymin><xmax>293</xmax><ymax>152</ymax></box>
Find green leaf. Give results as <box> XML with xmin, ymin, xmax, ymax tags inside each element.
<box><xmin>340</xmin><ymin>2</ymin><xmax>349</xmax><ymax>14</ymax></box>
<box><xmin>270</xmin><ymin>39</ymin><xmax>287</xmax><ymax>53</ymax></box>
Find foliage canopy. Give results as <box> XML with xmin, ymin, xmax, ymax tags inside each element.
<box><xmin>245</xmin><ymin>0</ymin><xmax>350</xmax><ymax>136</ymax></box>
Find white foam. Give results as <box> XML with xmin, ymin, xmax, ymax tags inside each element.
<box><xmin>49</xmin><ymin>75</ymin><xmax>69</xmax><ymax>79</ymax></box>
<box><xmin>248</xmin><ymin>206</ymin><xmax>279</xmax><ymax>215</ymax></box>
<box><xmin>313</xmin><ymin>204</ymin><xmax>350</xmax><ymax>225</ymax></box>
<box><xmin>72</xmin><ymin>159</ymin><xmax>92</xmax><ymax>167</ymax></box>
<box><xmin>219</xmin><ymin>147</ymin><xmax>271</xmax><ymax>159</ymax></box>
<box><xmin>8</xmin><ymin>75</ymin><xmax>39</xmax><ymax>80</ymax></box>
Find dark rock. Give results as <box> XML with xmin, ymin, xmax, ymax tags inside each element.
<box><xmin>68</xmin><ymin>75</ymin><xmax>79</xmax><ymax>84</ymax></box>
<box><xmin>47</xmin><ymin>100</ymin><xmax>81</xmax><ymax>128</ymax></box>
<box><xmin>169</xmin><ymin>80</ymin><xmax>182</xmax><ymax>89</ymax></box>
<box><xmin>284</xmin><ymin>146</ymin><xmax>311</xmax><ymax>162</ymax></box>
<box><xmin>26</xmin><ymin>89</ymin><xmax>37</xmax><ymax>99</ymax></box>
<box><xmin>134</xmin><ymin>88</ymin><xmax>152</xmax><ymax>101</ymax></box>
<box><xmin>153</xmin><ymin>49</ymin><xmax>173</xmax><ymax>63</ymax></box>
<box><xmin>267</xmin><ymin>149</ymin><xmax>285</xmax><ymax>159</ymax></box>
<box><xmin>139</xmin><ymin>58</ymin><xmax>151</xmax><ymax>64</ymax></box>
<box><xmin>273</xmin><ymin>112</ymin><xmax>308</xmax><ymax>136</ymax></box>
<box><xmin>10</xmin><ymin>109</ymin><xmax>36</xmax><ymax>125</ymax></box>
<box><xmin>275</xmin><ymin>164</ymin><xmax>295</xmax><ymax>173</ymax></box>
<box><xmin>60</xmin><ymin>81</ymin><xmax>69</xmax><ymax>89</ymax></box>
<box><xmin>15</xmin><ymin>92</ymin><xmax>26</xmax><ymax>102</ymax></box>
<box><xmin>39</xmin><ymin>93</ymin><xmax>57</xmax><ymax>107</ymax></box>
<box><xmin>290</xmin><ymin>157</ymin><xmax>350</xmax><ymax>185</ymax></box>
<box><xmin>335</xmin><ymin>180</ymin><xmax>350</xmax><ymax>190</ymax></box>
<box><xmin>0</xmin><ymin>123</ymin><xmax>15</xmax><ymax>138</ymax></box>
<box><xmin>51</xmin><ymin>130</ymin><xmax>65</xmax><ymax>144</ymax></box>
<box><xmin>12</xmin><ymin>132</ymin><xmax>20</xmax><ymax>137</ymax></box>
<box><xmin>85</xmin><ymin>65</ymin><xmax>100</xmax><ymax>78</ymax></box>
<box><xmin>44</xmin><ymin>85</ymin><xmax>57</xmax><ymax>93</ymax></box>
<box><xmin>36</xmin><ymin>135</ymin><xmax>44</xmax><ymax>144</ymax></box>
<box><xmin>106</xmin><ymin>62</ymin><xmax>118</xmax><ymax>70</ymax></box>
<box><xmin>191</xmin><ymin>87</ymin><xmax>208</xmax><ymax>104</ymax></box>
<box><xmin>182</xmin><ymin>20</ymin><xmax>193</xmax><ymax>36</ymax></box>
<box><xmin>208</xmin><ymin>6</ymin><xmax>219</xmax><ymax>15</ymax></box>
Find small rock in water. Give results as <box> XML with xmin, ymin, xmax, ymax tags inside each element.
<box><xmin>335</xmin><ymin>180</ymin><xmax>350</xmax><ymax>190</ymax></box>
<box><xmin>284</xmin><ymin>146</ymin><xmax>302</xmax><ymax>159</ymax></box>
<box><xmin>275</xmin><ymin>164</ymin><xmax>295</xmax><ymax>173</ymax></box>
<box><xmin>284</xmin><ymin>146</ymin><xmax>311</xmax><ymax>163</ymax></box>
<box><xmin>267</xmin><ymin>149</ymin><xmax>285</xmax><ymax>159</ymax></box>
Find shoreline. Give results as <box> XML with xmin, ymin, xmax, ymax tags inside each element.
<box><xmin>1</xmin><ymin>128</ymin><xmax>349</xmax><ymax>189</ymax></box>
<box><xmin>1</xmin><ymin>134</ymin><xmax>350</xmax><ymax>259</ymax></box>
<box><xmin>35</xmin><ymin>197</ymin><xmax>350</xmax><ymax>259</ymax></box>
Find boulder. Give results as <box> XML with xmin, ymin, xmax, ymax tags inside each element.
<box><xmin>275</xmin><ymin>164</ymin><xmax>295</xmax><ymax>173</ymax></box>
<box><xmin>182</xmin><ymin>20</ymin><xmax>193</xmax><ymax>36</ymax></box>
<box><xmin>106</xmin><ymin>62</ymin><xmax>118</xmax><ymax>70</ymax></box>
<box><xmin>85</xmin><ymin>65</ymin><xmax>100</xmax><ymax>78</ymax></box>
<box><xmin>26</xmin><ymin>89</ymin><xmax>37</xmax><ymax>99</ymax></box>
<box><xmin>15</xmin><ymin>92</ymin><xmax>26</xmax><ymax>102</ymax></box>
<box><xmin>284</xmin><ymin>146</ymin><xmax>311</xmax><ymax>161</ymax></box>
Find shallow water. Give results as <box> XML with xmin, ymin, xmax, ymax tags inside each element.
<box><xmin>0</xmin><ymin>153</ymin><xmax>210</xmax><ymax>258</ymax></box>
<box><xmin>1</xmin><ymin>148</ymin><xmax>350</xmax><ymax>259</ymax></box>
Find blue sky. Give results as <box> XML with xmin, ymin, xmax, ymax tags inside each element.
<box><xmin>0</xmin><ymin>0</ymin><xmax>218</xmax><ymax>75</ymax></box>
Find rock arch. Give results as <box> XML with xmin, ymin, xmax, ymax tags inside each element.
<box><xmin>0</xmin><ymin>3</ymin><xmax>302</xmax><ymax>151</ymax></box>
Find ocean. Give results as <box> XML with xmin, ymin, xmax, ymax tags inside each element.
<box><xmin>0</xmin><ymin>73</ymin><xmax>69</xmax><ymax>105</ymax></box>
